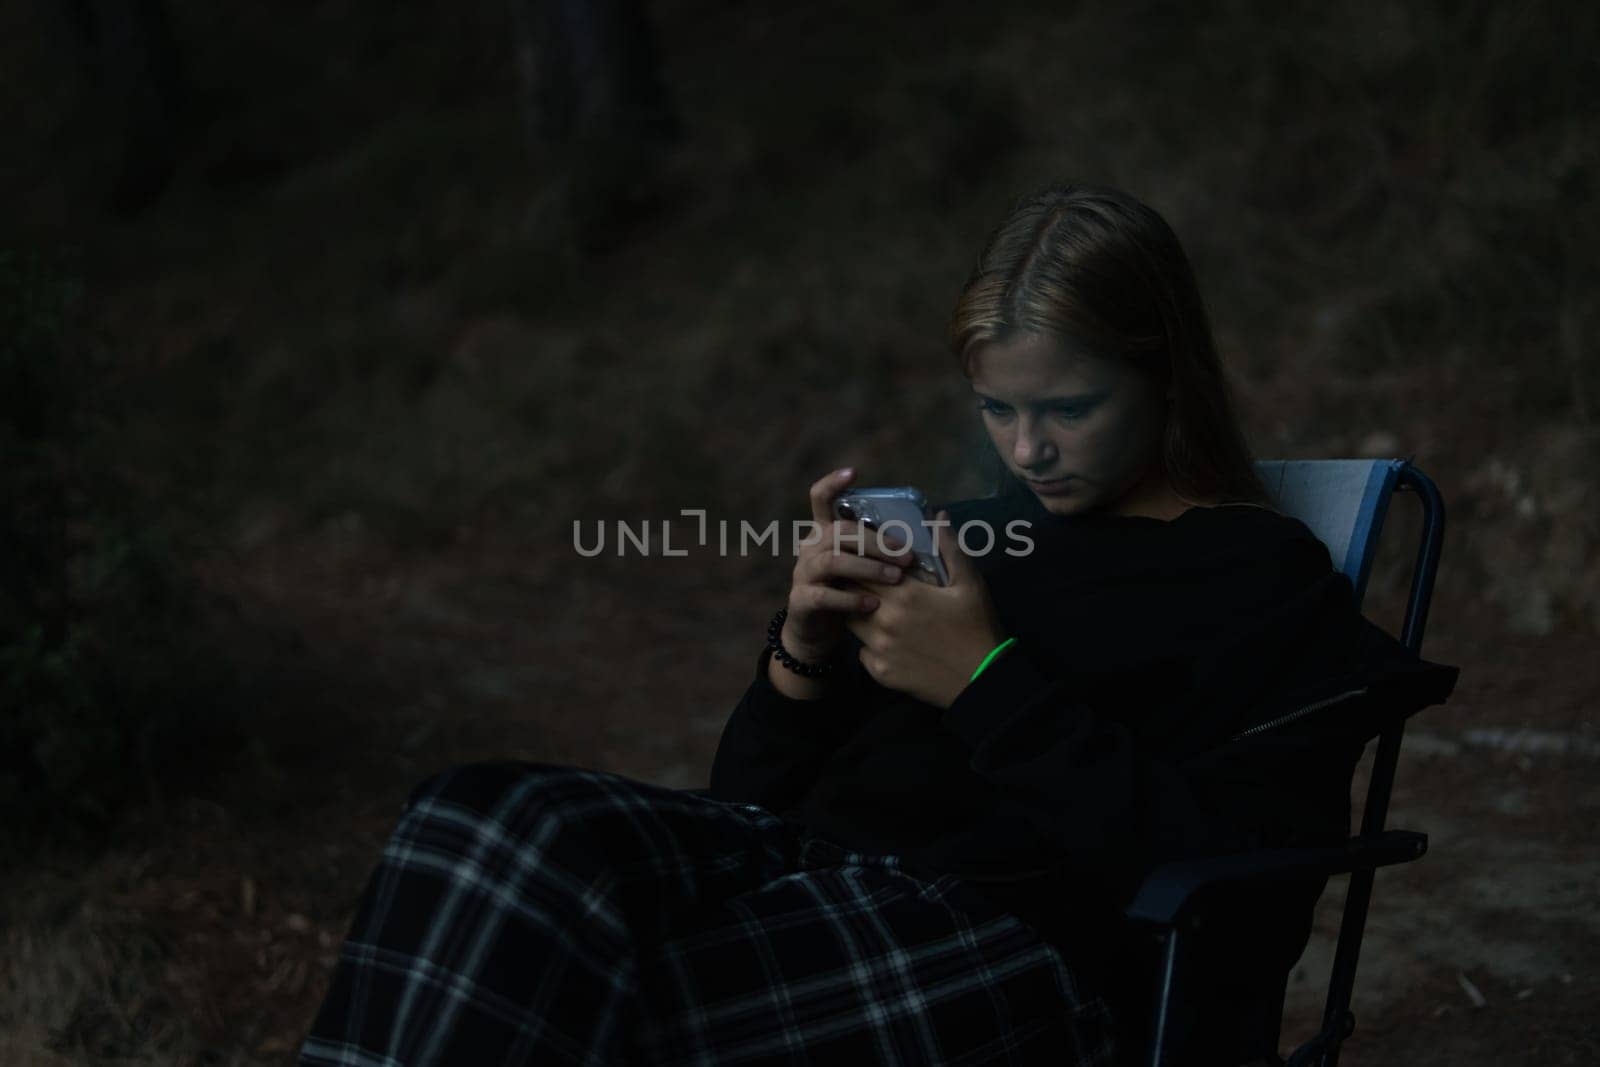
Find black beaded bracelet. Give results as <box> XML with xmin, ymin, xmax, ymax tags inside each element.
<box><xmin>766</xmin><ymin>608</ymin><xmax>832</xmax><ymax>678</ymax></box>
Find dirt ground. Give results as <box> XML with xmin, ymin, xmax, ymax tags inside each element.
<box><xmin>3</xmin><ymin>1</ymin><xmax>1597</xmax><ymax>1063</ymax></box>
<box><xmin>7</xmin><ymin>525</ymin><xmax>1596</xmax><ymax>1064</ymax></box>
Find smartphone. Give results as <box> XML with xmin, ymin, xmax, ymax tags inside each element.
<box><xmin>831</xmin><ymin>486</ymin><xmax>950</xmax><ymax>586</ymax></box>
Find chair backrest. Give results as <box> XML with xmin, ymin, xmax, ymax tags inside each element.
<box><xmin>1255</xmin><ymin>459</ymin><xmax>1406</xmax><ymax>609</ymax></box>
<box><xmin>1255</xmin><ymin>458</ymin><xmax>1442</xmax><ymax>655</ymax></box>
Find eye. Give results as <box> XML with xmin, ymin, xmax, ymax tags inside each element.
<box><xmin>1050</xmin><ymin>405</ymin><xmax>1089</xmax><ymax>422</ymax></box>
<box><xmin>977</xmin><ymin>399</ymin><xmax>1014</xmax><ymax>418</ymax></box>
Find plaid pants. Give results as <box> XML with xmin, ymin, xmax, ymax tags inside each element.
<box><xmin>299</xmin><ymin>763</ymin><xmax>1116</xmax><ymax>1066</ymax></box>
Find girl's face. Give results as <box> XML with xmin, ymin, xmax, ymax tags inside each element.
<box><xmin>967</xmin><ymin>330</ymin><xmax>1174</xmax><ymax>518</ymax></box>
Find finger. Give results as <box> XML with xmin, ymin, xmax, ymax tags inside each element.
<box><xmin>930</xmin><ymin>509</ymin><xmax>976</xmax><ymax>585</ymax></box>
<box><xmin>812</xmin><ymin>521</ymin><xmax>915</xmax><ymax>572</ymax></box>
<box><xmin>793</xmin><ymin>583</ymin><xmax>879</xmax><ymax>616</ymax></box>
<box><xmin>857</xmin><ymin>644</ymin><xmax>889</xmax><ymax>686</ymax></box>
<box><xmin>865</xmin><ymin>523</ymin><xmax>916</xmax><ymax>562</ymax></box>
<box><xmin>827</xmin><ymin>519</ymin><xmax>916</xmax><ymax>567</ymax></box>
<box><xmin>809</xmin><ymin>466</ymin><xmax>857</xmax><ymax>526</ymax></box>
<box><xmin>796</xmin><ymin>526</ymin><xmax>895</xmax><ymax>584</ymax></box>
<box><xmin>813</xmin><ymin>551</ymin><xmax>906</xmax><ymax>587</ymax></box>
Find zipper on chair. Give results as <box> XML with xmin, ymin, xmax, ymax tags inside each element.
<box><xmin>1229</xmin><ymin>687</ymin><xmax>1370</xmax><ymax>742</ymax></box>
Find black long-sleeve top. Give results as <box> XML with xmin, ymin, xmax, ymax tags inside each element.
<box><xmin>708</xmin><ymin>487</ymin><xmax>1458</xmax><ymax>1048</ymax></box>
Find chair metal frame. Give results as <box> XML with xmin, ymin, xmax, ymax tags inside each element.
<box><xmin>1130</xmin><ymin>460</ymin><xmax>1446</xmax><ymax>1067</ymax></box>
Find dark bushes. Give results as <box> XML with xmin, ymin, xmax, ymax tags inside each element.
<box><xmin>1</xmin><ymin>250</ymin><xmax>232</xmax><ymax>847</ymax></box>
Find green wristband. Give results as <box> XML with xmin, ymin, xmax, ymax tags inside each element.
<box><xmin>968</xmin><ymin>637</ymin><xmax>1018</xmax><ymax>683</ymax></box>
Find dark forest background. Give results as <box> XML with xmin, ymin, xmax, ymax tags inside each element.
<box><xmin>2</xmin><ymin>1</ymin><xmax>1597</xmax><ymax>1062</ymax></box>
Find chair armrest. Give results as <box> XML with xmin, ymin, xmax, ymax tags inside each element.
<box><xmin>1125</xmin><ymin>829</ymin><xmax>1428</xmax><ymax>926</ymax></box>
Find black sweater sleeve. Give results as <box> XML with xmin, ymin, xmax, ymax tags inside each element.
<box><xmin>707</xmin><ymin>641</ymin><xmax>877</xmax><ymax>813</ymax></box>
<box><xmin>938</xmin><ymin>639</ymin><xmax>1365</xmax><ymax>901</ymax></box>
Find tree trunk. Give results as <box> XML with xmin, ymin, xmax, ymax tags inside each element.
<box><xmin>507</xmin><ymin>0</ymin><xmax>683</xmax><ymax>247</ymax></box>
<box><xmin>63</xmin><ymin>0</ymin><xmax>189</xmax><ymax>214</ymax></box>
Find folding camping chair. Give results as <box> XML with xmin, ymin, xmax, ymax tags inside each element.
<box><xmin>1127</xmin><ymin>458</ymin><xmax>1447</xmax><ymax>1066</ymax></box>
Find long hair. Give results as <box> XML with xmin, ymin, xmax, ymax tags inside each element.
<box><xmin>947</xmin><ymin>182</ymin><xmax>1270</xmax><ymax>507</ymax></box>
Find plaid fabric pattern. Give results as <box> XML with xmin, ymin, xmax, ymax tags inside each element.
<box><xmin>300</xmin><ymin>763</ymin><xmax>1116</xmax><ymax>1066</ymax></box>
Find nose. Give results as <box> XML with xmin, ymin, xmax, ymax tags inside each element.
<box><xmin>1011</xmin><ymin>417</ymin><xmax>1057</xmax><ymax>470</ymax></box>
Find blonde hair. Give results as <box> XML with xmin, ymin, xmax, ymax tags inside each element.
<box><xmin>948</xmin><ymin>182</ymin><xmax>1269</xmax><ymax>507</ymax></box>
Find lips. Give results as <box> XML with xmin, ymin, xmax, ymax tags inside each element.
<box><xmin>1024</xmin><ymin>475</ymin><xmax>1076</xmax><ymax>493</ymax></box>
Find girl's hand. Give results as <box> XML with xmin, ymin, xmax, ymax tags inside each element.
<box><xmin>779</xmin><ymin>467</ymin><xmax>914</xmax><ymax>664</ymax></box>
<box><xmin>845</xmin><ymin>510</ymin><xmax>1007</xmax><ymax>709</ymax></box>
